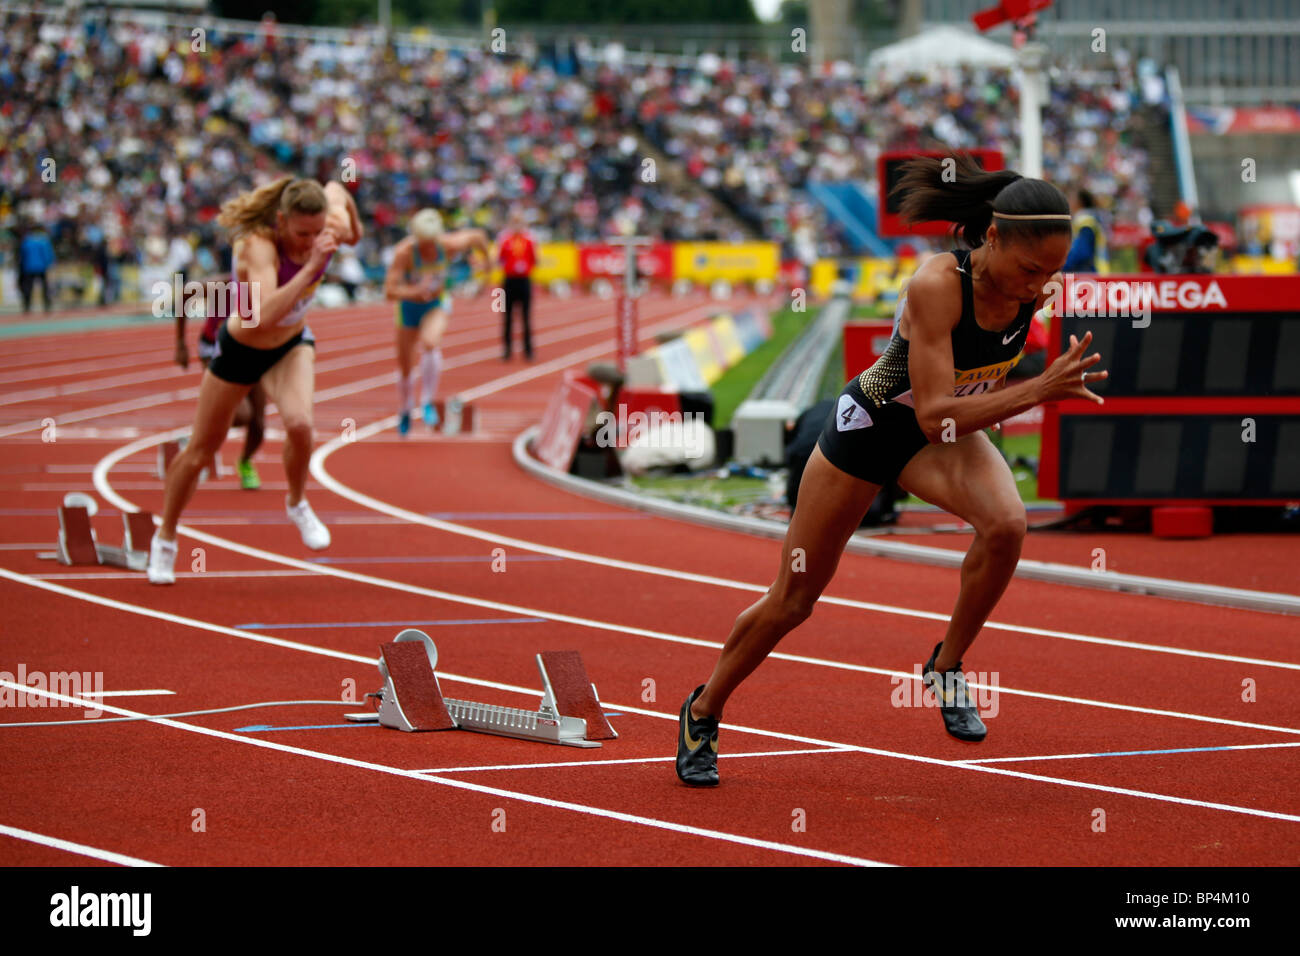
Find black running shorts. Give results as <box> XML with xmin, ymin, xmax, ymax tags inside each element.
<box><xmin>815</xmin><ymin>377</ymin><xmax>931</xmax><ymax>486</ymax></box>
<box><xmin>207</xmin><ymin>322</ymin><xmax>315</xmax><ymax>386</ymax></box>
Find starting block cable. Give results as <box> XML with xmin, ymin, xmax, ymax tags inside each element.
<box><xmin>0</xmin><ymin>698</ymin><xmax>363</xmax><ymax>729</ymax></box>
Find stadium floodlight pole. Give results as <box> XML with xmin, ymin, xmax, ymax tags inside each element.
<box><xmin>608</xmin><ymin>236</ymin><xmax>652</xmax><ymax>373</ymax></box>
<box><xmin>973</xmin><ymin>3</ymin><xmax>1053</xmax><ymax>179</ymax></box>
<box><xmin>378</xmin><ymin>0</ymin><xmax>390</xmax><ymax>35</ymax></box>
<box><xmin>1017</xmin><ymin>41</ymin><xmax>1048</xmax><ymax>180</ymax></box>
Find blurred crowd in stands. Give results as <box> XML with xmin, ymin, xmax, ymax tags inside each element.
<box><xmin>2</xmin><ymin>7</ymin><xmax>1162</xmax><ymax>307</ymax></box>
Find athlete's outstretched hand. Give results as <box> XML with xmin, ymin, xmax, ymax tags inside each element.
<box><xmin>1036</xmin><ymin>331</ymin><xmax>1108</xmax><ymax>404</ymax></box>
<box><xmin>307</xmin><ymin>229</ymin><xmax>339</xmax><ymax>272</ymax></box>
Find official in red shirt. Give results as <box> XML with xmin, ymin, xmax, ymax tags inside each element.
<box><xmin>498</xmin><ymin>209</ymin><xmax>536</xmax><ymax>361</ymax></box>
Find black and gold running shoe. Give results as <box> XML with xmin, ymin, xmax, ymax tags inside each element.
<box><xmin>923</xmin><ymin>642</ymin><xmax>987</xmax><ymax>742</ymax></box>
<box><xmin>676</xmin><ymin>685</ymin><xmax>720</xmax><ymax>786</ymax></box>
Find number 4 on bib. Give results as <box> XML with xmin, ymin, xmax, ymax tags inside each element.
<box><xmin>837</xmin><ymin>394</ymin><xmax>873</xmax><ymax>432</ymax></box>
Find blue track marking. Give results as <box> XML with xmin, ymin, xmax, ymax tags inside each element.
<box><xmin>235</xmin><ymin>724</ymin><xmax>377</xmax><ymax>733</ymax></box>
<box><xmin>235</xmin><ymin>617</ymin><xmax>548</xmax><ymax>630</ymax></box>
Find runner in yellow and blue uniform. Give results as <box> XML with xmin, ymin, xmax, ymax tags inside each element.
<box><xmin>384</xmin><ymin>209</ymin><xmax>490</xmax><ymax>435</ymax></box>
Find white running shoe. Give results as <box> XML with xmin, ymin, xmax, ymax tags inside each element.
<box><xmin>147</xmin><ymin>533</ymin><xmax>177</xmax><ymax>585</ymax></box>
<box><xmin>287</xmin><ymin>497</ymin><xmax>331</xmax><ymax>550</ymax></box>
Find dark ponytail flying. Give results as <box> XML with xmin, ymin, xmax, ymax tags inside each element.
<box><xmin>890</xmin><ymin>152</ymin><xmax>1071</xmax><ymax>248</ymax></box>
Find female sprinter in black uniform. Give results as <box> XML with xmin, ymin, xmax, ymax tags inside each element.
<box><xmin>677</xmin><ymin>155</ymin><xmax>1108</xmax><ymax>785</ymax></box>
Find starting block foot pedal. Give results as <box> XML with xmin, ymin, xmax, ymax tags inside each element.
<box><xmin>368</xmin><ymin>630</ymin><xmax>616</xmax><ymax>747</ymax></box>
<box><xmin>375</xmin><ymin>629</ymin><xmax>457</xmax><ymax>732</ymax></box>
<box><xmin>53</xmin><ymin>503</ymin><xmax>154</xmax><ymax>571</ymax></box>
<box><xmin>537</xmin><ymin>650</ymin><xmax>617</xmax><ymax>741</ymax></box>
<box><xmin>57</xmin><ymin>505</ymin><xmax>100</xmax><ymax>566</ymax></box>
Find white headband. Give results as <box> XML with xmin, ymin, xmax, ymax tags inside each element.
<box><xmin>993</xmin><ymin>212</ymin><xmax>1073</xmax><ymax>221</ymax></box>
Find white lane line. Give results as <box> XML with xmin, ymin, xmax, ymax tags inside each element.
<box><xmin>0</xmin><ymin>823</ymin><xmax>164</xmax><ymax>867</ymax></box>
<box><xmin>3</xmin><ymin>568</ymin><xmax>1299</xmax><ymax>826</ymax></box>
<box><xmin>311</xmin><ymin>425</ymin><xmax>1300</xmax><ymax>675</ymax></box>
<box><xmin>0</xmin><ymin>294</ymin><xmax>649</xmax><ymax>438</ymax></box>
<box><xmin>0</xmin><ymin>305</ymin><xmax>495</xmax><ymax>401</ymax></box>
<box><xmin>0</xmin><ymin>386</ymin><xmax>203</xmax><ymax>439</ymax></box>
<box><xmin>4</xmin><ymin>679</ymin><xmax>892</xmax><ymax>868</ymax></box>
<box><xmin>0</xmin><ymin>568</ymin><xmax>378</xmax><ymax>666</ymax></box>
<box><xmin>415</xmin><ymin>748</ymin><xmax>858</xmax><ymax>774</ymax></box>
<box><xmin>81</xmin><ymin>690</ymin><xmax>176</xmax><ymax>698</ymax></box>
<box><xmin>961</xmin><ymin>741</ymin><xmax>1300</xmax><ymax>764</ymax></box>
<box><xmin>89</xmin><ymin>436</ymin><xmax>1300</xmax><ymax>737</ymax></box>
<box><xmin>26</xmin><ymin>570</ymin><xmax>322</xmax><ymax>581</ymax></box>
<box><xmin>23</xmin><ymin>482</ymin><xmax>293</xmax><ymax>492</ymax></box>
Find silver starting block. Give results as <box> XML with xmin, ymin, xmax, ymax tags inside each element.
<box><xmin>346</xmin><ymin>629</ymin><xmax>618</xmax><ymax>749</ymax></box>
<box><xmin>38</xmin><ymin>494</ymin><xmax>154</xmax><ymax>571</ymax></box>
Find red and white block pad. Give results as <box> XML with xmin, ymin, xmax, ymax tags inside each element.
<box><xmin>42</xmin><ymin>498</ymin><xmax>156</xmax><ymax>572</ymax></box>
<box><xmin>348</xmin><ymin>629</ymin><xmax>617</xmax><ymax>748</ymax></box>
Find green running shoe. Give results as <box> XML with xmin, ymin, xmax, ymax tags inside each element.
<box><xmin>237</xmin><ymin>458</ymin><xmax>261</xmax><ymax>490</ymax></box>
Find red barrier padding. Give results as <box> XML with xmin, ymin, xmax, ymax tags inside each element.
<box><xmin>1152</xmin><ymin>506</ymin><xmax>1213</xmax><ymax>539</ymax></box>
<box><xmin>843</xmin><ymin>320</ymin><xmax>896</xmax><ymax>381</ymax></box>
<box><xmin>531</xmin><ymin>375</ymin><xmax>599</xmax><ymax>472</ymax></box>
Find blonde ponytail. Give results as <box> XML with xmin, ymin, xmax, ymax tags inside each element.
<box><xmin>218</xmin><ymin>177</ymin><xmax>328</xmax><ymax>241</ymax></box>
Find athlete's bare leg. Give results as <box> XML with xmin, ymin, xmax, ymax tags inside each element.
<box><xmin>158</xmin><ymin>372</ymin><xmax>251</xmax><ymax>540</ymax></box>
<box><xmin>260</xmin><ymin>345</ymin><xmax>316</xmax><ymax>506</ymax></box>
<box><xmin>691</xmin><ymin>445</ymin><xmax>879</xmax><ymax>720</ymax></box>
<box><xmin>896</xmin><ymin>431</ymin><xmax>1026</xmax><ymax>671</ymax></box>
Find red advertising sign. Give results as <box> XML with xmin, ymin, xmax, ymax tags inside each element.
<box><xmin>531</xmin><ymin>376</ymin><xmax>598</xmax><ymax>472</ymax></box>
<box><xmin>1186</xmin><ymin>106</ymin><xmax>1300</xmax><ymax>135</ymax></box>
<box><xmin>578</xmin><ymin>243</ymin><xmax>674</xmax><ymax>281</ymax></box>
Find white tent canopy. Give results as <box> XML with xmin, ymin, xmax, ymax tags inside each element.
<box><xmin>866</xmin><ymin>26</ymin><xmax>1018</xmax><ymax>75</ymax></box>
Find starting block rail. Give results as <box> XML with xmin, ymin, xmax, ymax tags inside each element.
<box><xmin>346</xmin><ymin>629</ymin><xmax>616</xmax><ymax>748</ymax></box>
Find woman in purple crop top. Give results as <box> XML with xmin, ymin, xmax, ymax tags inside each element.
<box><xmin>148</xmin><ymin>177</ymin><xmax>362</xmax><ymax>585</ymax></box>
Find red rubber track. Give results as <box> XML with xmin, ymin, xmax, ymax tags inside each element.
<box><xmin>1</xmin><ymin>292</ymin><xmax>1297</xmax><ymax>867</ymax></box>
